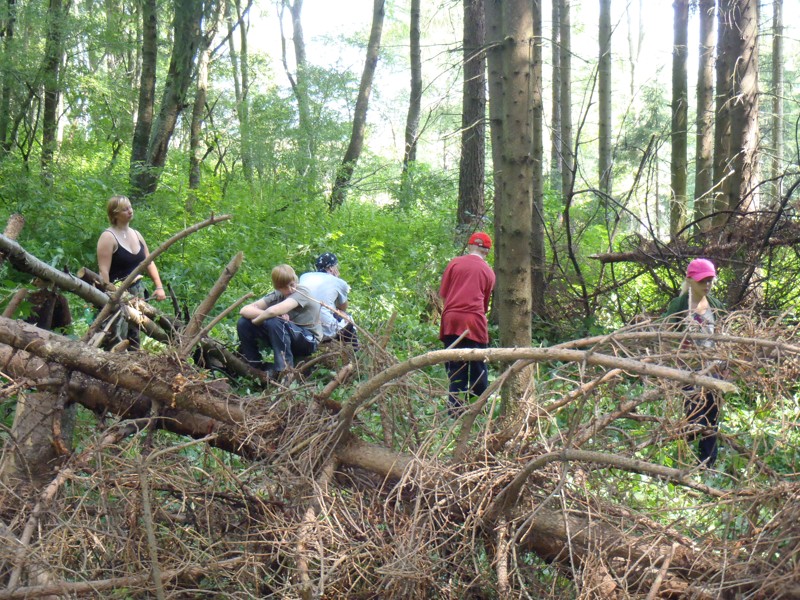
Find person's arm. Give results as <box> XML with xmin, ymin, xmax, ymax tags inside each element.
<box><xmin>240</xmin><ymin>298</ymin><xmax>269</xmax><ymax>321</ymax></box>
<box><xmin>96</xmin><ymin>231</ymin><xmax>115</xmax><ymax>285</ymax></box>
<box><xmin>138</xmin><ymin>232</ymin><xmax>166</xmax><ymax>301</ymax></box>
<box><xmin>252</xmin><ymin>296</ymin><xmax>299</xmax><ymax>325</ymax></box>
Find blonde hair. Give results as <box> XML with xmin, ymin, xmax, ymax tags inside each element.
<box><xmin>106</xmin><ymin>195</ymin><xmax>131</xmax><ymax>226</ymax></box>
<box><xmin>271</xmin><ymin>264</ymin><xmax>297</xmax><ymax>289</ymax></box>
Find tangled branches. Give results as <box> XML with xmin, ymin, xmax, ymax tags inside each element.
<box><xmin>1</xmin><ymin>310</ymin><xmax>799</xmax><ymax>598</ymax></box>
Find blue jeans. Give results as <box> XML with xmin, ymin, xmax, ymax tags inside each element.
<box><xmin>684</xmin><ymin>389</ymin><xmax>719</xmax><ymax>467</ymax></box>
<box><xmin>237</xmin><ymin>316</ymin><xmax>318</xmax><ymax>372</ymax></box>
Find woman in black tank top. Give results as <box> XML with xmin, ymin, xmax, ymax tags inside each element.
<box><xmin>96</xmin><ymin>195</ymin><xmax>167</xmax><ymax>348</ymax></box>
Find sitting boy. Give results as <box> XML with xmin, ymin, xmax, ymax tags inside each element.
<box><xmin>237</xmin><ymin>264</ymin><xmax>323</xmax><ymax>376</ymax></box>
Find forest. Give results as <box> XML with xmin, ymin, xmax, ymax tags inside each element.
<box><xmin>0</xmin><ymin>0</ymin><xmax>799</xmax><ymax>598</ymax></box>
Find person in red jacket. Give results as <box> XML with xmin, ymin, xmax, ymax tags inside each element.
<box><xmin>439</xmin><ymin>232</ymin><xmax>496</xmax><ymax>415</ymax></box>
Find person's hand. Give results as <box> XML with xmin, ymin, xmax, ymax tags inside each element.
<box><xmin>279</xmin><ymin>313</ymin><xmax>290</xmax><ymax>321</ymax></box>
<box><xmin>152</xmin><ymin>287</ymin><xmax>166</xmax><ymax>302</ymax></box>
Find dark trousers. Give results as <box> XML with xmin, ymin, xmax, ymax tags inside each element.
<box><xmin>334</xmin><ymin>320</ymin><xmax>359</xmax><ymax>351</ymax></box>
<box><xmin>442</xmin><ymin>335</ymin><xmax>489</xmax><ymax>414</ymax></box>
<box><xmin>237</xmin><ymin>316</ymin><xmax>318</xmax><ymax>372</ymax></box>
<box><xmin>684</xmin><ymin>389</ymin><xmax>719</xmax><ymax>467</ymax></box>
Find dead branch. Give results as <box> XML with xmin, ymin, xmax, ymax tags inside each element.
<box><xmin>179</xmin><ymin>251</ymin><xmax>242</xmax><ymax>353</ymax></box>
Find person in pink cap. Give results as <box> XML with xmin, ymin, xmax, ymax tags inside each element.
<box><xmin>439</xmin><ymin>232</ymin><xmax>496</xmax><ymax>416</ymax></box>
<box><xmin>663</xmin><ymin>258</ymin><xmax>725</xmax><ymax>467</ymax></box>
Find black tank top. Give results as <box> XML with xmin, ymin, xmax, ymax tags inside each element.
<box><xmin>106</xmin><ymin>229</ymin><xmax>146</xmax><ymax>282</ymax></box>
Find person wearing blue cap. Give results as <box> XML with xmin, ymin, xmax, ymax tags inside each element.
<box><xmin>298</xmin><ymin>252</ymin><xmax>359</xmax><ymax>349</ymax></box>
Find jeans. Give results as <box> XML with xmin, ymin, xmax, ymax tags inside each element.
<box><xmin>442</xmin><ymin>335</ymin><xmax>489</xmax><ymax>415</ymax></box>
<box><xmin>237</xmin><ymin>316</ymin><xmax>318</xmax><ymax>372</ymax></box>
<box><xmin>684</xmin><ymin>389</ymin><xmax>719</xmax><ymax>467</ymax></box>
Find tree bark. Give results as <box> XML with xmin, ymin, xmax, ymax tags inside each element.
<box><xmin>328</xmin><ymin>0</ymin><xmax>385</xmax><ymax>209</ymax></box>
<box><xmin>693</xmin><ymin>0</ymin><xmax>715</xmax><ymax>230</ymax></box>
<box><xmin>548</xmin><ymin>0</ymin><xmax>561</xmax><ymax>194</ymax></box>
<box><xmin>712</xmin><ymin>0</ymin><xmax>759</xmax><ymax>233</ymax></box>
<box><xmin>401</xmin><ymin>0</ymin><xmax>421</xmax><ymax>176</ymax></box>
<box><xmin>598</xmin><ymin>0</ymin><xmax>612</xmax><ymax>197</ymax></box>
<box><xmin>227</xmin><ymin>0</ymin><xmax>254</xmax><ymax>183</ymax></box>
<box><xmin>531</xmin><ymin>0</ymin><xmax>545</xmax><ymax>317</ymax></box>
<box><xmin>770</xmin><ymin>0</ymin><xmax>784</xmax><ymax>208</ymax></box>
<box><xmin>131</xmin><ymin>0</ymin><xmax>205</xmax><ymax>199</ymax></box>
<box><xmin>0</xmin><ymin>0</ymin><xmax>15</xmax><ymax>158</ymax></box>
<box><xmin>40</xmin><ymin>0</ymin><xmax>70</xmax><ymax>174</ymax></box>
<box><xmin>486</xmin><ymin>0</ymin><xmax>533</xmax><ymax>410</ymax></box>
<box><xmin>670</xmin><ymin>0</ymin><xmax>689</xmax><ymax>239</ymax></box>
<box><xmin>456</xmin><ymin>0</ymin><xmax>485</xmax><ymax>227</ymax></box>
<box><xmin>130</xmin><ymin>0</ymin><xmax>157</xmax><ymax>181</ymax></box>
<box><xmin>280</xmin><ymin>0</ymin><xmax>314</xmax><ymax>183</ymax></box>
<box><xmin>558</xmin><ymin>0</ymin><xmax>573</xmax><ymax>206</ymax></box>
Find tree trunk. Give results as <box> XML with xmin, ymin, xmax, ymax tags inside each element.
<box><xmin>188</xmin><ymin>45</ymin><xmax>211</xmax><ymax>195</ymax></box>
<box><xmin>0</xmin><ymin>0</ymin><xmax>16</xmax><ymax>158</ymax></box>
<box><xmin>398</xmin><ymin>0</ymin><xmax>422</xmax><ymax>208</ymax></box>
<box><xmin>558</xmin><ymin>0</ymin><xmax>573</xmax><ymax>205</ymax></box>
<box><xmin>598</xmin><ymin>0</ymin><xmax>612</xmax><ymax>197</ymax></box>
<box><xmin>282</xmin><ymin>0</ymin><xmax>314</xmax><ymax>183</ymax></box>
<box><xmin>188</xmin><ymin>1</ymin><xmax>221</xmax><ymax>201</ymax></box>
<box><xmin>770</xmin><ymin>0</ymin><xmax>784</xmax><ymax>208</ymax></box>
<box><xmin>712</xmin><ymin>0</ymin><xmax>759</xmax><ymax>235</ymax></box>
<box><xmin>457</xmin><ymin>0</ymin><xmax>485</xmax><ymax>227</ymax></box>
<box><xmin>549</xmin><ymin>0</ymin><xmax>561</xmax><ymax>194</ymax></box>
<box><xmin>669</xmin><ymin>0</ymin><xmax>688</xmax><ymax>239</ymax></box>
<box><xmin>40</xmin><ymin>0</ymin><xmax>70</xmax><ymax>175</ymax></box>
<box><xmin>531</xmin><ymin>0</ymin><xmax>545</xmax><ymax>317</ymax></box>
<box><xmin>131</xmin><ymin>0</ymin><xmax>205</xmax><ymax>199</ymax></box>
<box><xmin>402</xmin><ymin>0</ymin><xmax>421</xmax><ymax>171</ymax></box>
<box><xmin>693</xmin><ymin>0</ymin><xmax>715</xmax><ymax>230</ymax></box>
<box><xmin>130</xmin><ymin>0</ymin><xmax>157</xmax><ymax>186</ymax></box>
<box><xmin>227</xmin><ymin>0</ymin><xmax>253</xmax><ymax>183</ymax></box>
<box><xmin>486</xmin><ymin>0</ymin><xmax>533</xmax><ymax>410</ymax></box>
<box><xmin>328</xmin><ymin>0</ymin><xmax>385</xmax><ymax>210</ymax></box>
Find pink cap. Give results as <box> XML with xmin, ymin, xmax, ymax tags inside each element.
<box><xmin>686</xmin><ymin>258</ymin><xmax>717</xmax><ymax>281</ymax></box>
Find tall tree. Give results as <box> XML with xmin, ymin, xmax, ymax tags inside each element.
<box><xmin>598</xmin><ymin>0</ymin><xmax>612</xmax><ymax>197</ymax></box>
<box><xmin>549</xmin><ymin>0</ymin><xmax>561</xmax><ymax>193</ymax></box>
<box><xmin>280</xmin><ymin>0</ymin><xmax>313</xmax><ymax>182</ymax></box>
<box><xmin>770</xmin><ymin>0</ymin><xmax>784</xmax><ymax>208</ymax></box>
<box><xmin>130</xmin><ymin>0</ymin><xmax>206</xmax><ymax>199</ymax></box>
<box><xmin>669</xmin><ymin>0</ymin><xmax>689</xmax><ymax>239</ymax></box>
<box><xmin>401</xmin><ymin>0</ymin><xmax>421</xmax><ymax>174</ymax></box>
<box><xmin>40</xmin><ymin>0</ymin><xmax>71</xmax><ymax>175</ymax></box>
<box><xmin>227</xmin><ymin>0</ymin><xmax>253</xmax><ymax>183</ymax></box>
<box><xmin>189</xmin><ymin>1</ymin><xmax>223</xmax><ymax>200</ymax></box>
<box><xmin>558</xmin><ymin>0</ymin><xmax>573</xmax><ymax>204</ymax></box>
<box><xmin>712</xmin><ymin>0</ymin><xmax>759</xmax><ymax>233</ymax></box>
<box><xmin>0</xmin><ymin>0</ymin><xmax>17</xmax><ymax>158</ymax></box>
<box><xmin>456</xmin><ymin>0</ymin><xmax>485</xmax><ymax>226</ymax></box>
<box><xmin>130</xmin><ymin>0</ymin><xmax>157</xmax><ymax>188</ymax></box>
<box><xmin>485</xmin><ymin>0</ymin><xmax>533</xmax><ymax>405</ymax></box>
<box><xmin>531</xmin><ymin>0</ymin><xmax>545</xmax><ymax>317</ymax></box>
<box><xmin>329</xmin><ymin>0</ymin><xmax>386</xmax><ymax>209</ymax></box>
<box><xmin>693</xmin><ymin>0</ymin><xmax>715</xmax><ymax>230</ymax></box>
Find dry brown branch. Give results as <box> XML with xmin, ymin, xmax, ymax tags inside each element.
<box><xmin>179</xmin><ymin>251</ymin><xmax>242</xmax><ymax>354</ymax></box>
<box><xmin>178</xmin><ymin>292</ymin><xmax>252</xmax><ymax>358</ymax></box>
<box><xmin>1</xmin><ymin>307</ymin><xmax>799</xmax><ymax>597</ymax></box>
<box><xmin>1</xmin><ymin>290</ymin><xmax>27</xmax><ymax>319</ymax></box>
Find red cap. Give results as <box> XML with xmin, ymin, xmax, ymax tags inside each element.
<box><xmin>468</xmin><ymin>232</ymin><xmax>492</xmax><ymax>249</ymax></box>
